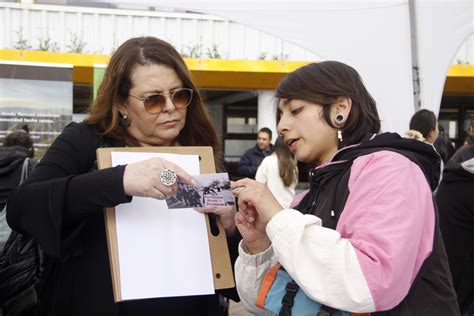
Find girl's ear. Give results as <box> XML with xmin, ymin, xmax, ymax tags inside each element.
<box><xmin>332</xmin><ymin>97</ymin><xmax>352</xmax><ymax>126</ymax></box>
<box><xmin>427</xmin><ymin>126</ymin><xmax>439</xmax><ymax>144</ymax></box>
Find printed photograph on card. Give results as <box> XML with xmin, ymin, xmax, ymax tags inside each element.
<box><xmin>166</xmin><ymin>173</ymin><xmax>235</xmax><ymax>209</ymax></box>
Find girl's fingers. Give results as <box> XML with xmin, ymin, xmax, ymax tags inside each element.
<box><xmin>238</xmin><ymin>207</ymin><xmax>255</xmax><ymax>223</ymax></box>
<box><xmin>235</xmin><ymin>211</ymin><xmax>252</xmax><ymax>228</ymax></box>
<box><xmin>230</xmin><ymin>178</ymin><xmax>255</xmax><ymax>190</ymax></box>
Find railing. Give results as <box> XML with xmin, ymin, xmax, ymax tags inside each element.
<box><xmin>0</xmin><ymin>2</ymin><xmax>320</xmax><ymax>61</ymax></box>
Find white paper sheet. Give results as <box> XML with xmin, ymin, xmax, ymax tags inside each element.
<box><xmin>111</xmin><ymin>152</ymin><xmax>215</xmax><ymax>300</ymax></box>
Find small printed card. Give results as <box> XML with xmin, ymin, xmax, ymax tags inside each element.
<box><xmin>166</xmin><ymin>173</ymin><xmax>235</xmax><ymax>209</ymax></box>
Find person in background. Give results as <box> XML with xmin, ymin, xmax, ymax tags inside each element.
<box><xmin>6</xmin><ymin>36</ymin><xmax>237</xmax><ymax>316</ymax></box>
<box><xmin>462</xmin><ymin>118</ymin><xmax>474</xmax><ymax>147</ymax></box>
<box><xmin>0</xmin><ymin>130</ymin><xmax>38</xmax><ymax>250</ymax></box>
<box><xmin>238</xmin><ymin>127</ymin><xmax>273</xmax><ymax>178</ymax></box>
<box><xmin>20</xmin><ymin>124</ymin><xmax>30</xmax><ymax>134</ymax></box>
<box><xmin>450</xmin><ymin>141</ymin><xmax>474</xmax><ymax>165</ymax></box>
<box><xmin>232</xmin><ymin>61</ymin><xmax>458</xmax><ymax>315</ymax></box>
<box><xmin>434</xmin><ymin>124</ymin><xmax>455</xmax><ymax>163</ymax></box>
<box><xmin>404</xmin><ymin>109</ymin><xmax>439</xmax><ymax>144</ymax></box>
<box><xmin>436</xmin><ymin>144</ymin><xmax>474</xmax><ymax>314</ymax></box>
<box><xmin>255</xmin><ymin>136</ymin><xmax>297</xmax><ymax>208</ymax></box>
<box><xmin>402</xmin><ymin>129</ymin><xmax>425</xmax><ymax>141</ymax></box>
<box><xmin>404</xmin><ymin>110</ymin><xmax>445</xmax><ymax>179</ymax></box>
<box><xmin>0</xmin><ymin>130</ymin><xmax>37</xmax><ymax>210</ymax></box>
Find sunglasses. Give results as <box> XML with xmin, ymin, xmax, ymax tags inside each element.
<box><xmin>128</xmin><ymin>88</ymin><xmax>194</xmax><ymax>114</ymax></box>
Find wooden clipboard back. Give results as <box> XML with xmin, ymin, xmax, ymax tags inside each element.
<box><xmin>96</xmin><ymin>146</ymin><xmax>235</xmax><ymax>302</ymax></box>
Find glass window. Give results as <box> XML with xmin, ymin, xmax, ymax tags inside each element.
<box><xmin>226</xmin><ymin>117</ymin><xmax>257</xmax><ymax>133</ymax></box>
<box><xmin>439</xmin><ymin>108</ymin><xmax>459</xmax><ymax>139</ymax></box>
<box><xmin>464</xmin><ymin>109</ymin><xmax>474</xmax><ymax>132</ymax></box>
<box><xmin>440</xmin><ymin>95</ymin><xmax>474</xmax><ymax>148</ymax></box>
<box><xmin>224</xmin><ymin>139</ymin><xmax>256</xmax><ymax>161</ymax></box>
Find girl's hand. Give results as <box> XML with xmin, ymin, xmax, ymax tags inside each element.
<box><xmin>123</xmin><ymin>157</ymin><xmax>196</xmax><ymax>199</ymax></box>
<box><xmin>195</xmin><ymin>205</ymin><xmax>236</xmax><ymax>235</ymax></box>
<box><xmin>235</xmin><ymin>211</ymin><xmax>271</xmax><ymax>254</ymax></box>
<box><xmin>231</xmin><ymin>178</ymin><xmax>284</xmax><ymax>225</ymax></box>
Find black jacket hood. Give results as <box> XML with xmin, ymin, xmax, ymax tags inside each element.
<box><xmin>0</xmin><ymin>146</ymin><xmax>30</xmax><ymax>176</ymax></box>
<box><xmin>442</xmin><ymin>157</ymin><xmax>474</xmax><ymax>184</ymax></box>
<box><xmin>333</xmin><ymin>132</ymin><xmax>441</xmax><ymax>191</ymax></box>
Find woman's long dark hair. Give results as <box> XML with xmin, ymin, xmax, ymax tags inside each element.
<box><xmin>274</xmin><ymin>137</ymin><xmax>298</xmax><ymax>187</ymax></box>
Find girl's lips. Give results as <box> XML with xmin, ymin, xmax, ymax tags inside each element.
<box><xmin>289</xmin><ymin>139</ymin><xmax>299</xmax><ymax>153</ymax></box>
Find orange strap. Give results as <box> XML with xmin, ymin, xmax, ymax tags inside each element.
<box><xmin>255</xmin><ymin>263</ymin><xmax>282</xmax><ymax>308</ymax></box>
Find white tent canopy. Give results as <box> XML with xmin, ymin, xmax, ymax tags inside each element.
<box><xmin>414</xmin><ymin>1</ymin><xmax>473</xmax><ymax>114</ymax></box>
<box><xmin>91</xmin><ymin>0</ymin><xmax>473</xmax><ymax>134</ymax></box>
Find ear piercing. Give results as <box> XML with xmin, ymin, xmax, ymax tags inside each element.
<box><xmin>336</xmin><ymin>114</ymin><xmax>344</xmax><ymax>142</ymax></box>
<box><xmin>120</xmin><ymin>113</ymin><xmax>131</xmax><ymax>127</ymax></box>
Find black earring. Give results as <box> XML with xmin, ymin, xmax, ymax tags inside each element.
<box><xmin>120</xmin><ymin>114</ymin><xmax>131</xmax><ymax>127</ymax></box>
<box><xmin>336</xmin><ymin>114</ymin><xmax>344</xmax><ymax>122</ymax></box>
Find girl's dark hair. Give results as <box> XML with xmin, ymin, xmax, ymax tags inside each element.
<box><xmin>274</xmin><ymin>137</ymin><xmax>298</xmax><ymax>187</ymax></box>
<box><xmin>85</xmin><ymin>36</ymin><xmax>221</xmax><ymax>167</ymax></box>
<box><xmin>409</xmin><ymin>109</ymin><xmax>437</xmax><ymax>139</ymax></box>
<box><xmin>276</xmin><ymin>61</ymin><xmax>380</xmax><ymax>148</ymax></box>
<box><xmin>433</xmin><ymin>128</ymin><xmax>455</xmax><ymax>163</ymax></box>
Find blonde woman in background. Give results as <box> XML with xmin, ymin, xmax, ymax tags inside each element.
<box><xmin>255</xmin><ymin>136</ymin><xmax>298</xmax><ymax>208</ymax></box>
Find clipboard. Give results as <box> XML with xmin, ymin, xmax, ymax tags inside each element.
<box><xmin>97</xmin><ymin>146</ymin><xmax>235</xmax><ymax>302</ymax></box>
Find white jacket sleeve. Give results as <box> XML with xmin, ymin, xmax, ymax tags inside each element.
<box><xmin>266</xmin><ymin>209</ymin><xmax>376</xmax><ymax>312</ymax></box>
<box><xmin>234</xmin><ymin>240</ymin><xmax>278</xmax><ymax>315</ymax></box>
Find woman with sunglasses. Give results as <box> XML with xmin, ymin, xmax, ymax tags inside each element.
<box><xmin>232</xmin><ymin>61</ymin><xmax>459</xmax><ymax>315</ymax></box>
<box><xmin>5</xmin><ymin>37</ymin><xmax>238</xmax><ymax>316</ymax></box>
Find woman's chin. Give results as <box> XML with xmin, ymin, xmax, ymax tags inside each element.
<box><xmin>139</xmin><ymin>135</ymin><xmax>179</xmax><ymax>147</ymax></box>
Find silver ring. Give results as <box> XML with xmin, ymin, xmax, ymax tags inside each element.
<box><xmin>160</xmin><ymin>168</ymin><xmax>177</xmax><ymax>187</ymax></box>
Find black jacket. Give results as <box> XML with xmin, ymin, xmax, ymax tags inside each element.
<box><xmin>0</xmin><ymin>146</ymin><xmax>37</xmax><ymax>210</ymax></box>
<box><xmin>447</xmin><ymin>144</ymin><xmax>474</xmax><ymax>167</ymax></box>
<box><xmin>6</xmin><ymin>123</ymin><xmax>238</xmax><ymax>316</ymax></box>
<box><xmin>437</xmin><ymin>147</ymin><xmax>474</xmax><ymax>314</ymax></box>
<box><xmin>297</xmin><ymin>133</ymin><xmax>459</xmax><ymax>315</ymax></box>
<box><xmin>238</xmin><ymin>145</ymin><xmax>272</xmax><ymax>178</ymax></box>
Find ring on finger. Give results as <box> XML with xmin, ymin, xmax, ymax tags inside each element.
<box><xmin>160</xmin><ymin>168</ymin><xmax>177</xmax><ymax>187</ymax></box>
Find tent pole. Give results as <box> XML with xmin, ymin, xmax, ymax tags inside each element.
<box><xmin>409</xmin><ymin>0</ymin><xmax>421</xmax><ymax>111</ymax></box>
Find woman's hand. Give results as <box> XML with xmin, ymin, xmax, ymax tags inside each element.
<box><xmin>195</xmin><ymin>205</ymin><xmax>236</xmax><ymax>235</ymax></box>
<box><xmin>232</xmin><ymin>178</ymin><xmax>284</xmax><ymax>225</ymax></box>
<box><xmin>123</xmin><ymin>157</ymin><xmax>196</xmax><ymax>199</ymax></box>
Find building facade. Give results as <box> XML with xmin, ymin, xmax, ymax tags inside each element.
<box><xmin>1</xmin><ymin>1</ymin><xmax>473</xmax><ymax>165</ymax></box>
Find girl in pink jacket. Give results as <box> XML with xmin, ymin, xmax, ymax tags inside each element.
<box><xmin>232</xmin><ymin>61</ymin><xmax>459</xmax><ymax>315</ymax></box>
